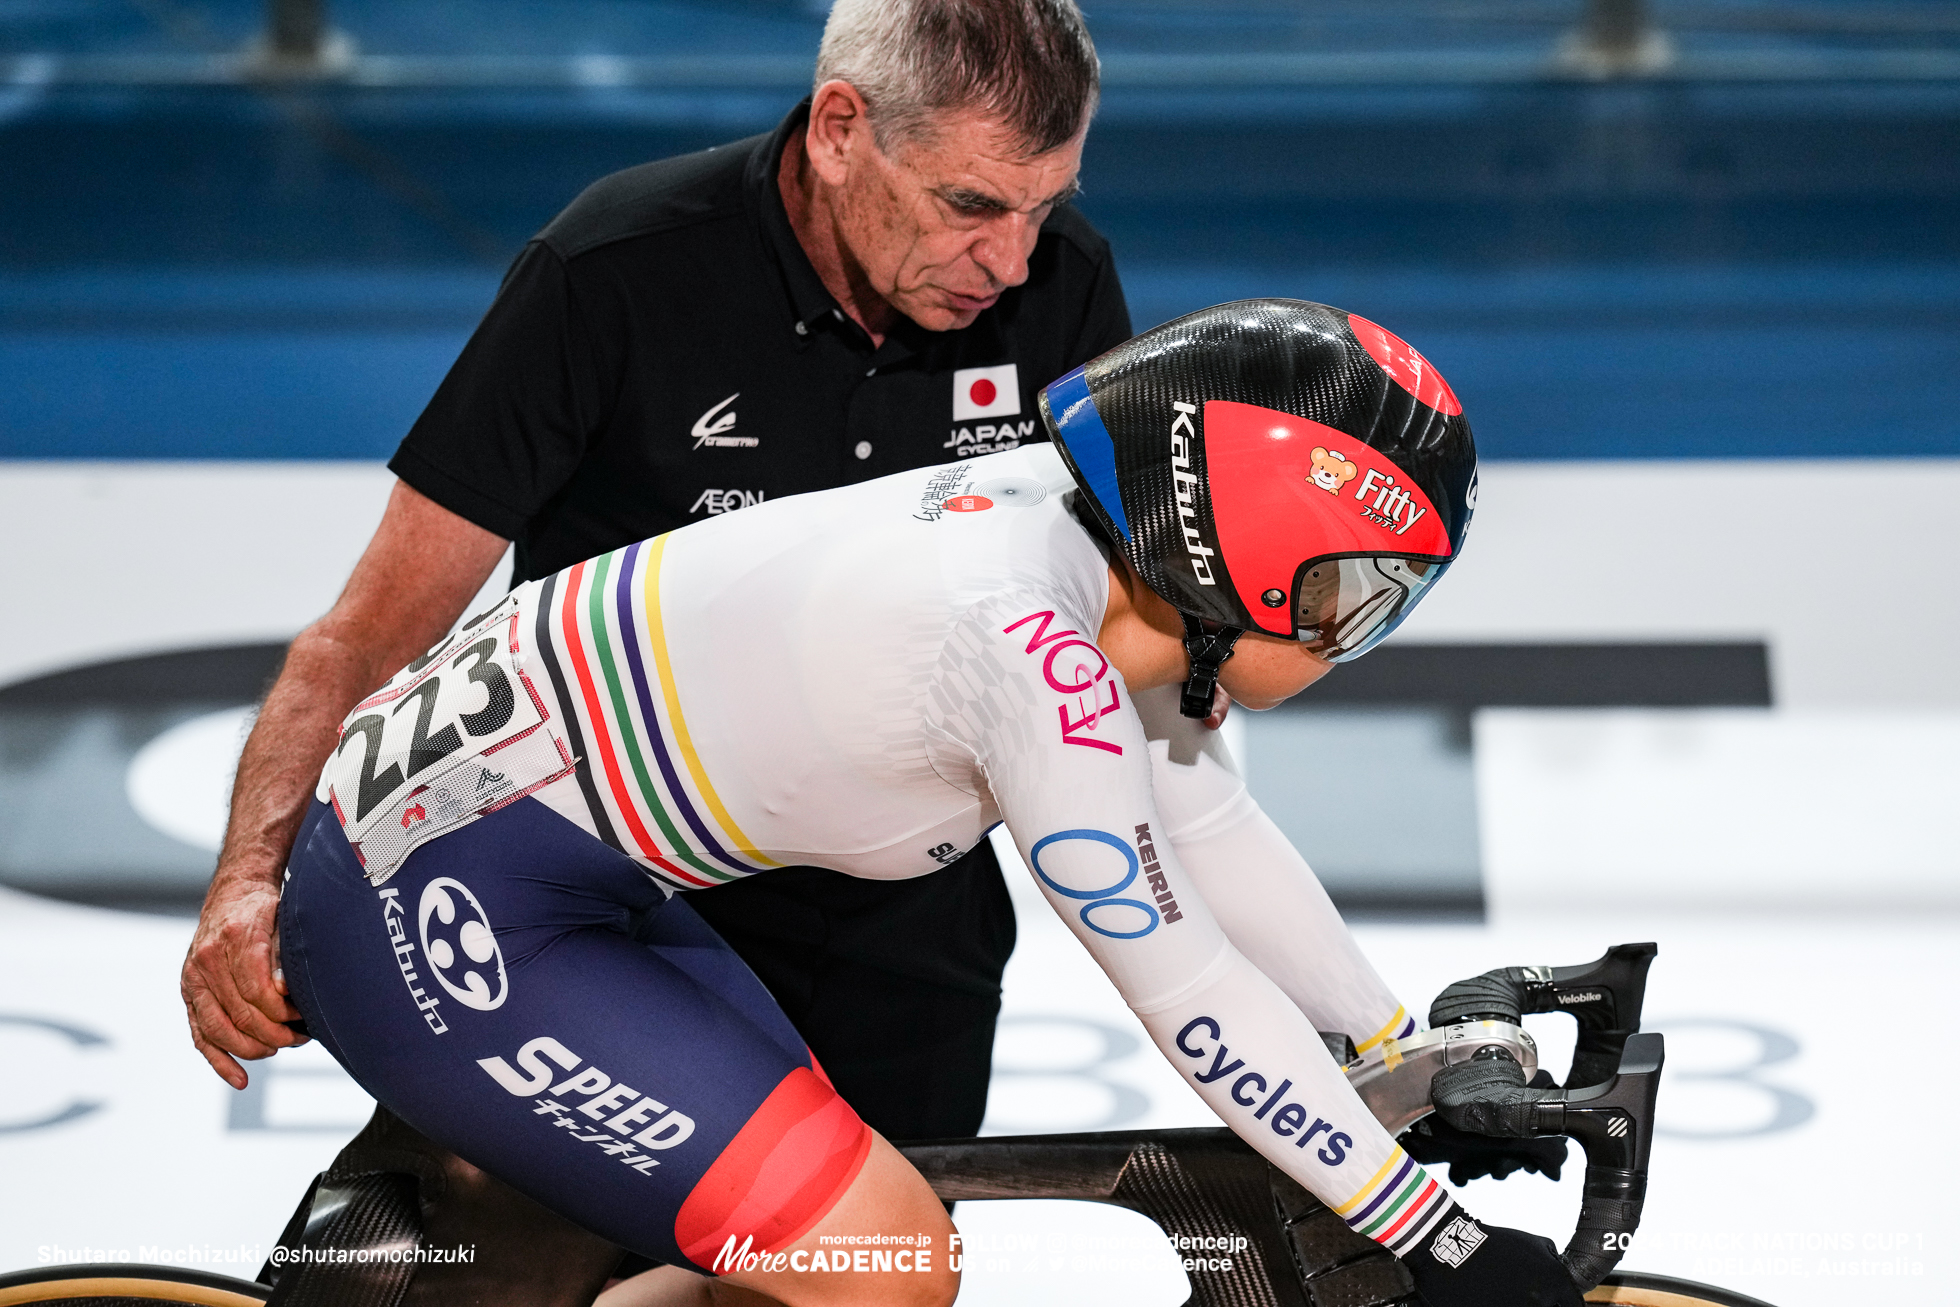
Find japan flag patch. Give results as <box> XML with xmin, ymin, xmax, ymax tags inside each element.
<box><xmin>953</xmin><ymin>364</ymin><xmax>1020</xmax><ymax>421</ymax></box>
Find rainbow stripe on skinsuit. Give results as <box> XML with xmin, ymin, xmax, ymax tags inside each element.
<box><xmin>533</xmin><ymin>536</ymin><xmax>780</xmax><ymax>890</ymax></box>
<box><xmin>1332</xmin><ymin>1146</ymin><xmax>1452</xmax><ymax>1255</ymax></box>
<box><xmin>1354</xmin><ymin>1006</ymin><xmax>1417</xmax><ymax>1054</ymax></box>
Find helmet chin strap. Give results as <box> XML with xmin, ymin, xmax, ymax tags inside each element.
<box><xmin>1178</xmin><ymin>615</ymin><xmax>1244</xmax><ymax>719</ymax></box>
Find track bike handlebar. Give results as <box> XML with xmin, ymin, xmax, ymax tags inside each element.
<box><xmin>1410</xmin><ymin>943</ymin><xmax>1665</xmax><ymax>1291</ymax></box>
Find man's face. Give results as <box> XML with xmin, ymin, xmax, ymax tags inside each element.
<box><xmin>830</xmin><ymin>108</ymin><xmax>1086</xmax><ymax>332</ymax></box>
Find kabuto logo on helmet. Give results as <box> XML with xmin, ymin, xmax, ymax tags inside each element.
<box><xmin>1169</xmin><ymin>401</ymin><xmax>1217</xmax><ymax>585</ymax></box>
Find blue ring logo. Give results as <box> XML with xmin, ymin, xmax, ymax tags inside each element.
<box><xmin>1030</xmin><ymin>829</ymin><xmax>1160</xmax><ymax>940</ymax></box>
<box><xmin>1079</xmin><ymin>897</ymin><xmax>1161</xmax><ymax>940</ymax></box>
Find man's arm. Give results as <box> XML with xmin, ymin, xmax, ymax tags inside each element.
<box><xmin>182</xmin><ymin>480</ymin><xmax>508</xmax><ymax>1088</ymax></box>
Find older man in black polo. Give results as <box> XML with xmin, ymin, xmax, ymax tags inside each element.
<box><xmin>182</xmin><ymin>0</ymin><xmax>1129</xmax><ymax>1299</ymax></box>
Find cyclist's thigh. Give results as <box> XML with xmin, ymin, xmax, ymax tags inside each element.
<box><xmin>279</xmin><ymin>797</ymin><xmax>869</xmax><ymax>1273</ymax></box>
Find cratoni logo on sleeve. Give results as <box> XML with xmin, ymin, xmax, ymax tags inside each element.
<box><xmin>1001</xmin><ymin>609</ymin><xmax>1123</xmax><ymax>755</ymax></box>
<box><xmin>1175</xmin><ymin>1016</ymin><xmax>1353</xmax><ymax>1164</ymax></box>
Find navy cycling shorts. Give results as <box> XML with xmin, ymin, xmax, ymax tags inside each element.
<box><xmin>279</xmin><ymin>797</ymin><xmax>872</xmax><ymax>1272</ymax></box>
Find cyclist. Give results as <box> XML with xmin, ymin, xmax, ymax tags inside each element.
<box><xmin>275</xmin><ymin>300</ymin><xmax>1580</xmax><ymax>1307</ymax></box>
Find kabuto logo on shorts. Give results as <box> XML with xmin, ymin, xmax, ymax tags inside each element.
<box><xmin>418</xmin><ymin>877</ymin><xmax>508</xmax><ymax>1011</ymax></box>
<box><xmin>379</xmin><ymin>885</ymin><xmax>448</xmax><ymax>1034</ymax></box>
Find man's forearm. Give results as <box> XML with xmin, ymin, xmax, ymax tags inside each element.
<box><xmin>209</xmin><ymin>625</ymin><xmax>394</xmax><ymax>894</ymax></box>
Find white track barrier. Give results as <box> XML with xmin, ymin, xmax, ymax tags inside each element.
<box><xmin>1476</xmin><ymin>708</ymin><xmax>1960</xmax><ymax>913</ymax></box>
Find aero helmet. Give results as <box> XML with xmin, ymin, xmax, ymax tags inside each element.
<box><xmin>1038</xmin><ymin>299</ymin><xmax>1477</xmax><ymax>717</ymax></box>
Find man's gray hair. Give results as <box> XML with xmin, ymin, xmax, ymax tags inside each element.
<box><xmin>814</xmin><ymin>0</ymin><xmax>1100</xmax><ymax>157</ymax></box>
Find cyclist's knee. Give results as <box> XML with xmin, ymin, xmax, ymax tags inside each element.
<box><xmin>726</xmin><ymin>1133</ymin><xmax>957</xmax><ymax>1307</ymax></box>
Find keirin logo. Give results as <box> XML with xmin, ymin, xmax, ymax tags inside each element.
<box><xmin>419</xmin><ymin>877</ymin><xmax>508</xmax><ymax>1011</ymax></box>
<box><xmin>1169</xmin><ymin>402</ymin><xmax>1216</xmax><ymax>585</ymax></box>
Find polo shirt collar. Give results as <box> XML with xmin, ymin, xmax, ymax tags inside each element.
<box><xmin>747</xmin><ymin>99</ymin><xmax>853</xmax><ymax>341</ymax></box>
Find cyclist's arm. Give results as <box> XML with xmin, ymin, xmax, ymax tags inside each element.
<box><xmin>1132</xmin><ymin>683</ymin><xmax>1417</xmax><ymax>1051</ymax></box>
<box><xmin>182</xmin><ymin>481</ymin><xmax>507</xmax><ymax>1088</ymax></box>
<box><xmin>943</xmin><ymin>599</ymin><xmax>1452</xmax><ymax>1252</ymax></box>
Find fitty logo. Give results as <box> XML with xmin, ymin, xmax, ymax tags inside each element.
<box><xmin>1352</xmin><ymin>465</ymin><xmax>1429</xmax><ymax>537</ymax></box>
<box><xmin>418</xmin><ymin>877</ymin><xmax>507</xmax><ymax>1011</ymax></box>
<box><xmin>1169</xmin><ymin>402</ymin><xmax>1217</xmax><ymax>585</ymax></box>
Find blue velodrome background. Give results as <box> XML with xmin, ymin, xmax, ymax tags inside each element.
<box><xmin>3</xmin><ymin>0</ymin><xmax>1958</xmax><ymax>462</ymax></box>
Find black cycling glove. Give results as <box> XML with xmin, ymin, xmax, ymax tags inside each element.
<box><xmin>1402</xmin><ymin>1208</ymin><xmax>1583</xmax><ymax>1307</ymax></box>
<box><xmin>1404</xmin><ymin>1070</ymin><xmax>1568</xmax><ymax>1185</ymax></box>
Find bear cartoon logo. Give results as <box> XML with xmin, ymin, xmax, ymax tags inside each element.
<box><xmin>1309</xmin><ymin>446</ymin><xmax>1358</xmax><ymax>495</ymax></box>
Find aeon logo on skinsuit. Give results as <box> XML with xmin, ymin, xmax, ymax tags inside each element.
<box><xmin>1002</xmin><ymin>609</ymin><xmax>1122</xmax><ymax>755</ymax></box>
<box><xmin>419</xmin><ymin>877</ymin><xmax>508</xmax><ymax>1011</ymax></box>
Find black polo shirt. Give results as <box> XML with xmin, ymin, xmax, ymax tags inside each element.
<box><xmin>391</xmin><ymin>100</ymin><xmax>1133</xmax><ymax>584</ymax></box>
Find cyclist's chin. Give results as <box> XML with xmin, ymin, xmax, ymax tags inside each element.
<box><xmin>1218</xmin><ymin>643</ymin><xmax>1333</xmax><ymax>711</ymax></box>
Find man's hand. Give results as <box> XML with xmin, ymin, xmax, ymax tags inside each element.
<box><xmin>182</xmin><ymin>870</ymin><xmax>305</xmax><ymax>1089</ymax></box>
<box><xmin>178</xmin><ymin>479</ymin><xmax>509</xmax><ymax>1088</ymax></box>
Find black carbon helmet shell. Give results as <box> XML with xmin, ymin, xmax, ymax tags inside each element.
<box><xmin>1037</xmin><ymin>298</ymin><xmax>1478</xmax><ymax>638</ymax></box>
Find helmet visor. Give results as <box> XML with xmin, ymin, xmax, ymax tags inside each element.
<box><xmin>1294</xmin><ymin>556</ymin><xmax>1442</xmax><ymax>663</ymax></box>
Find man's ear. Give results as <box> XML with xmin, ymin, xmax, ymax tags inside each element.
<box><xmin>805</xmin><ymin>79</ymin><xmax>874</xmax><ymax>189</ymax></box>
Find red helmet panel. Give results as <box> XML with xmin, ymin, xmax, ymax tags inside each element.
<box><xmin>1347</xmin><ymin>313</ymin><xmax>1462</xmax><ymax>417</ymax></box>
<box><xmin>1203</xmin><ymin>399</ymin><xmax>1454</xmax><ymax>636</ymax></box>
